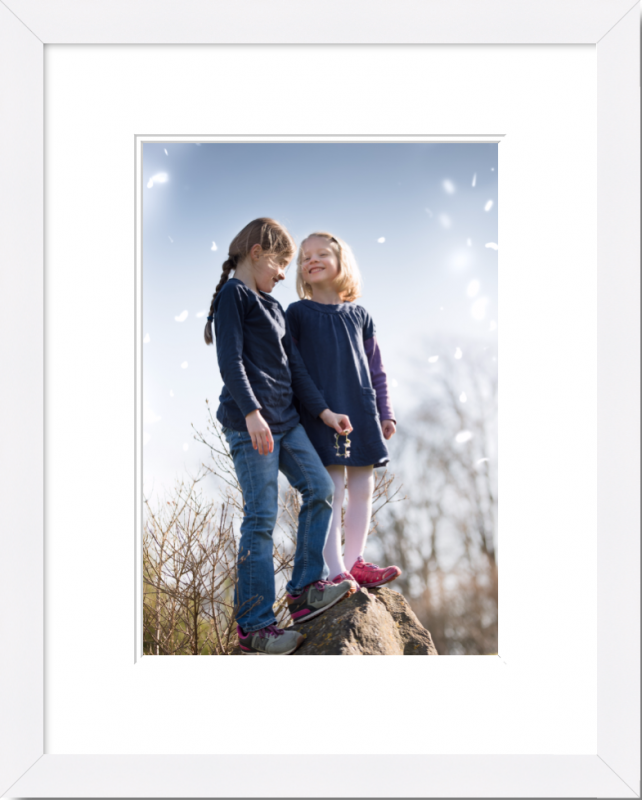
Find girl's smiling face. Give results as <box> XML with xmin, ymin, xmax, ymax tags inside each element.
<box><xmin>300</xmin><ymin>236</ymin><xmax>340</xmax><ymax>287</ymax></box>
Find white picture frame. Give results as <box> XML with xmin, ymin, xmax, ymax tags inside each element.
<box><xmin>1</xmin><ymin>1</ymin><xmax>638</xmax><ymax>797</ymax></box>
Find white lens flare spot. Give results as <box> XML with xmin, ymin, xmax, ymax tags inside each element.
<box><xmin>438</xmin><ymin>214</ymin><xmax>452</xmax><ymax>229</ymax></box>
<box><xmin>466</xmin><ymin>237</ymin><xmax>472</xmax><ymax>247</ymax></box>
<box><xmin>459</xmin><ymin>392</ymin><xmax>467</xmax><ymax>403</ymax></box>
<box><xmin>455</xmin><ymin>430</ymin><xmax>473</xmax><ymax>444</ymax></box>
<box><xmin>390</xmin><ymin>378</ymin><xmax>398</xmax><ymax>387</ymax></box>
<box><xmin>472</xmin><ymin>173</ymin><xmax>477</xmax><ymax>187</ymax></box>
<box><xmin>181</xmin><ymin>361</ymin><xmax>188</xmax><ymax>369</ymax></box>
<box><xmin>484</xmin><ymin>199</ymin><xmax>494</xmax><ymax>212</ymax></box>
<box><xmin>442</xmin><ymin>179</ymin><xmax>455</xmax><ymax>194</ymax></box>
<box><xmin>175</xmin><ymin>310</ymin><xmax>188</xmax><ymax>322</ymax></box>
<box><xmin>143</xmin><ymin>333</ymin><xmax>150</xmax><ymax>344</ymax></box>
<box><xmin>425</xmin><ymin>208</ymin><xmax>433</xmax><ymax>217</ymax></box>
<box><xmin>467</xmin><ymin>280</ymin><xmax>480</xmax><ymax>298</ymax></box>
<box><xmin>183</xmin><ymin>443</ymin><xmax>189</xmax><ymax>452</ymax></box>
<box><xmin>147</xmin><ymin>172</ymin><xmax>168</xmax><ymax>188</ymax></box>
<box><xmin>211</xmin><ymin>241</ymin><xmax>218</xmax><ymax>251</ymax></box>
<box><xmin>485</xmin><ymin>242</ymin><xmax>498</xmax><ymax>251</ymax></box>
<box><xmin>439</xmin><ymin>306</ymin><xmax>444</xmax><ymax>311</ymax></box>
<box><xmin>377</xmin><ymin>237</ymin><xmax>386</xmax><ymax>243</ymax></box>
<box><xmin>489</xmin><ymin>320</ymin><xmax>497</xmax><ymax>331</ymax></box>
<box><xmin>454</xmin><ymin>347</ymin><xmax>463</xmax><ymax>359</ymax></box>
<box><xmin>164</xmin><ymin>148</ymin><xmax>168</xmax><ymax>155</ymax></box>
<box><xmin>471</xmin><ymin>298</ymin><xmax>489</xmax><ymax>320</ymax></box>
<box><xmin>196</xmin><ymin>310</ymin><xmax>206</xmax><ymax>318</ymax></box>
<box><xmin>143</xmin><ymin>432</ymin><xmax>151</xmax><ymax>446</ymax></box>
<box><xmin>168</xmin><ymin>236</ymin><xmax>173</xmax><ymax>243</ymax></box>
<box><xmin>428</xmin><ymin>355</ymin><xmax>439</xmax><ymax>363</ymax></box>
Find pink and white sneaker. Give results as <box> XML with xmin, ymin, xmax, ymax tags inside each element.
<box><xmin>330</xmin><ymin>571</ymin><xmax>360</xmax><ymax>589</ymax></box>
<box><xmin>349</xmin><ymin>556</ymin><xmax>401</xmax><ymax>588</ymax></box>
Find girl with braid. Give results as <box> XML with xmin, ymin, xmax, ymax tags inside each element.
<box><xmin>204</xmin><ymin>218</ymin><xmax>357</xmax><ymax>655</ymax></box>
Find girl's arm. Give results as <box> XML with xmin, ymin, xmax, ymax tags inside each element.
<box><xmin>284</xmin><ymin>307</ymin><xmax>352</xmax><ymax>434</ymax></box>
<box><xmin>214</xmin><ymin>287</ymin><xmax>262</xmax><ymax>418</ymax></box>
<box><xmin>364</xmin><ymin>336</ymin><xmax>396</xmax><ymax>423</ymax></box>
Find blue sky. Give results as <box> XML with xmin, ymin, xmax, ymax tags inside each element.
<box><xmin>142</xmin><ymin>142</ymin><xmax>498</xmax><ymax>497</ymax></box>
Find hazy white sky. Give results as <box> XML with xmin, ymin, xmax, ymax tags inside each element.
<box><xmin>142</xmin><ymin>142</ymin><xmax>498</xmax><ymax>497</ymax></box>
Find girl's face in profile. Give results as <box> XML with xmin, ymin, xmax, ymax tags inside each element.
<box><xmin>253</xmin><ymin>250</ymin><xmax>289</xmax><ymax>294</ymax></box>
<box><xmin>300</xmin><ymin>237</ymin><xmax>340</xmax><ymax>288</ymax></box>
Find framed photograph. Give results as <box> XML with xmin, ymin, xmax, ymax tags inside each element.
<box><xmin>1</xmin><ymin>1</ymin><xmax>638</xmax><ymax>797</ymax></box>
<box><xmin>137</xmin><ymin>137</ymin><xmax>499</xmax><ymax>659</ymax></box>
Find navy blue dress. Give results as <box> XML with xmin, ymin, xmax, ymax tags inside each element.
<box><xmin>285</xmin><ymin>299</ymin><xmax>394</xmax><ymax>469</ymax></box>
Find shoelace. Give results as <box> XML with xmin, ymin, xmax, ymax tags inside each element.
<box><xmin>257</xmin><ymin>625</ymin><xmax>284</xmax><ymax>639</ymax></box>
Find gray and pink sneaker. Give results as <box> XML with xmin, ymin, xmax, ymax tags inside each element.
<box><xmin>349</xmin><ymin>556</ymin><xmax>401</xmax><ymax>588</ymax></box>
<box><xmin>287</xmin><ymin>579</ymin><xmax>356</xmax><ymax>624</ymax></box>
<box><xmin>237</xmin><ymin>624</ymin><xmax>305</xmax><ymax>655</ymax></box>
<box><xmin>331</xmin><ymin>571</ymin><xmax>360</xmax><ymax>589</ymax></box>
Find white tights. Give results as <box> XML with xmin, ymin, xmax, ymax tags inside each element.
<box><xmin>324</xmin><ymin>465</ymin><xmax>374</xmax><ymax>579</ymax></box>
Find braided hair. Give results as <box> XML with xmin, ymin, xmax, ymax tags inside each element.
<box><xmin>204</xmin><ymin>218</ymin><xmax>296</xmax><ymax>345</ymax></box>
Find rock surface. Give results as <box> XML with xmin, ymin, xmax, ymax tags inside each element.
<box><xmin>290</xmin><ymin>585</ymin><xmax>438</xmax><ymax>655</ymax></box>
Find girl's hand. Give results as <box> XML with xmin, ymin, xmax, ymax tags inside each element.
<box><xmin>245</xmin><ymin>409</ymin><xmax>274</xmax><ymax>455</ymax></box>
<box><xmin>382</xmin><ymin>419</ymin><xmax>396</xmax><ymax>440</ymax></box>
<box><xmin>319</xmin><ymin>409</ymin><xmax>353</xmax><ymax>434</ymax></box>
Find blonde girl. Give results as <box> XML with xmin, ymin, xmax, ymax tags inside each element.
<box><xmin>285</xmin><ymin>232</ymin><xmax>401</xmax><ymax>589</ymax></box>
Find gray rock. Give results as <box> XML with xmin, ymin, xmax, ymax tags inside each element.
<box><xmin>290</xmin><ymin>585</ymin><xmax>438</xmax><ymax>655</ymax></box>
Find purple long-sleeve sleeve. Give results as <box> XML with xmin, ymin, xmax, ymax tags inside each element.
<box><xmin>364</xmin><ymin>336</ymin><xmax>395</xmax><ymax>423</ymax></box>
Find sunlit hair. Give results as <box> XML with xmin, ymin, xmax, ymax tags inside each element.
<box><xmin>295</xmin><ymin>232</ymin><xmax>362</xmax><ymax>302</ymax></box>
<box><xmin>204</xmin><ymin>218</ymin><xmax>296</xmax><ymax>345</ymax></box>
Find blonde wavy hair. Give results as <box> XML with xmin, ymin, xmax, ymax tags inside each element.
<box><xmin>295</xmin><ymin>232</ymin><xmax>362</xmax><ymax>302</ymax></box>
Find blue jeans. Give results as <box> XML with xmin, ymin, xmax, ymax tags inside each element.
<box><xmin>223</xmin><ymin>423</ymin><xmax>334</xmax><ymax>632</ymax></box>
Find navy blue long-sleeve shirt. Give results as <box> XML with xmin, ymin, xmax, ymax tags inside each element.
<box><xmin>213</xmin><ymin>278</ymin><xmax>328</xmax><ymax>433</ymax></box>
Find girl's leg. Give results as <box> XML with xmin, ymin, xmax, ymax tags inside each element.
<box><xmin>324</xmin><ymin>465</ymin><xmax>347</xmax><ymax>579</ymax></box>
<box><xmin>224</xmin><ymin>427</ymin><xmax>281</xmax><ymax>632</ymax></box>
<box><xmin>278</xmin><ymin>424</ymin><xmax>335</xmax><ymax>594</ymax></box>
<box><xmin>343</xmin><ymin>465</ymin><xmax>375</xmax><ymax>572</ymax></box>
